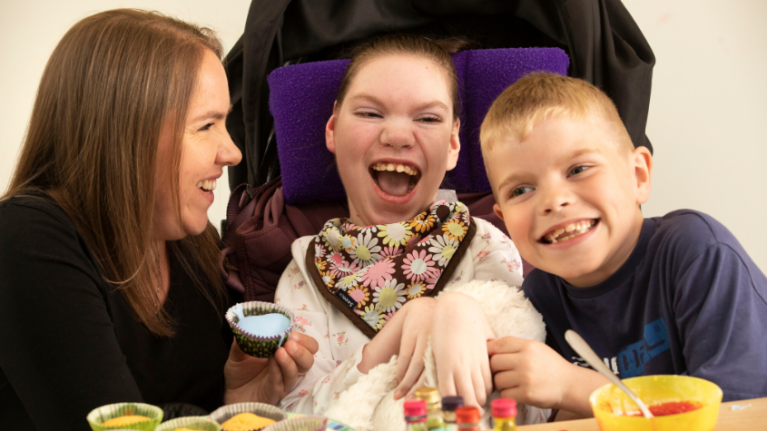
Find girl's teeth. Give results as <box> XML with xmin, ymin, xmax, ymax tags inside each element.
<box><xmin>196</xmin><ymin>179</ymin><xmax>217</xmax><ymax>192</ymax></box>
<box><xmin>371</xmin><ymin>163</ymin><xmax>419</xmax><ymax>176</ymax></box>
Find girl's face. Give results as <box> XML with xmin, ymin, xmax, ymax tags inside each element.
<box><xmin>154</xmin><ymin>49</ymin><xmax>242</xmax><ymax>241</ymax></box>
<box><xmin>326</xmin><ymin>54</ymin><xmax>460</xmax><ymax>227</ymax></box>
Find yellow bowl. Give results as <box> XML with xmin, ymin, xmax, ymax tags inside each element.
<box><xmin>589</xmin><ymin>375</ymin><xmax>722</xmax><ymax>431</ymax></box>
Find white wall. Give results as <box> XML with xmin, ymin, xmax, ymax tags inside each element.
<box><xmin>2</xmin><ymin>1</ymin><xmax>765</xmax><ymax>271</ymax></box>
<box><xmin>622</xmin><ymin>0</ymin><xmax>767</xmax><ymax>271</ymax></box>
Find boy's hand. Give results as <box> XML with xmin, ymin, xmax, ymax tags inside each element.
<box><xmin>487</xmin><ymin>336</ymin><xmax>608</xmax><ymax>418</ymax></box>
<box><xmin>223</xmin><ymin>332</ymin><xmax>319</xmax><ymax>406</ymax></box>
<box><xmin>432</xmin><ymin>293</ymin><xmax>495</xmax><ymax>411</ymax></box>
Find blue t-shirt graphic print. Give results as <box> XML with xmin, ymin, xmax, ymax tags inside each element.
<box><xmin>615</xmin><ymin>318</ymin><xmax>670</xmax><ymax>378</ymax></box>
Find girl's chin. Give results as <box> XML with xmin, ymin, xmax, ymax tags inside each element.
<box><xmin>355</xmin><ymin>201</ymin><xmax>432</xmax><ymax>227</ymax></box>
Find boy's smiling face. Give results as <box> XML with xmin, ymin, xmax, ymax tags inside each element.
<box><xmin>488</xmin><ymin>115</ymin><xmax>652</xmax><ymax>287</ymax></box>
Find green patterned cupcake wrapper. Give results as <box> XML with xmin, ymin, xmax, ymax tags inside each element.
<box><xmin>262</xmin><ymin>416</ymin><xmax>327</xmax><ymax>431</ymax></box>
<box><xmin>86</xmin><ymin>402</ymin><xmax>163</xmax><ymax>431</ymax></box>
<box><xmin>210</xmin><ymin>402</ymin><xmax>288</xmax><ymax>429</ymax></box>
<box><xmin>155</xmin><ymin>416</ymin><xmax>221</xmax><ymax>431</ymax></box>
<box><xmin>226</xmin><ymin>301</ymin><xmax>294</xmax><ymax>358</ymax></box>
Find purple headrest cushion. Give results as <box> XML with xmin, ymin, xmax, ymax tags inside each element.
<box><xmin>268</xmin><ymin>48</ymin><xmax>569</xmax><ymax>205</ymax></box>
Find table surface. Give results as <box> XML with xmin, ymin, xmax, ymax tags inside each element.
<box><xmin>517</xmin><ymin>397</ymin><xmax>767</xmax><ymax>431</ymax></box>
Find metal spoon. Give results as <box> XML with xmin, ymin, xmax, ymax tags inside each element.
<box><xmin>565</xmin><ymin>329</ymin><xmax>654</xmax><ymax>419</ymax></box>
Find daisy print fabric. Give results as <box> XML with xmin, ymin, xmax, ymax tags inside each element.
<box><xmin>307</xmin><ymin>201</ymin><xmax>475</xmax><ymax>337</ymax></box>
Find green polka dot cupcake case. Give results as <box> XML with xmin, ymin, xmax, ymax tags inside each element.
<box><xmin>226</xmin><ymin>301</ymin><xmax>294</xmax><ymax>358</ymax></box>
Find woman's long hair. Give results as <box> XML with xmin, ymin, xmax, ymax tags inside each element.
<box><xmin>3</xmin><ymin>9</ymin><xmax>227</xmax><ymax>336</ymax></box>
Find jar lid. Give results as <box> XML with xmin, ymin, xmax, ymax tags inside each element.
<box><xmin>414</xmin><ymin>387</ymin><xmax>440</xmax><ymax>404</ymax></box>
<box><xmin>404</xmin><ymin>399</ymin><xmax>427</xmax><ymax>417</ymax></box>
<box><xmin>442</xmin><ymin>396</ymin><xmax>464</xmax><ymax>411</ymax></box>
<box><xmin>491</xmin><ymin>398</ymin><xmax>518</xmax><ymax>418</ymax></box>
<box><xmin>455</xmin><ymin>406</ymin><xmax>481</xmax><ymax>424</ymax></box>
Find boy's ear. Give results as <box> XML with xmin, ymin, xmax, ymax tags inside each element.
<box><xmin>446</xmin><ymin>118</ymin><xmax>461</xmax><ymax>171</ymax></box>
<box><xmin>325</xmin><ymin>101</ymin><xmax>338</xmax><ymax>154</ymax></box>
<box><xmin>493</xmin><ymin>203</ymin><xmax>505</xmax><ymax>221</ymax></box>
<box><xmin>632</xmin><ymin>146</ymin><xmax>653</xmax><ymax>205</ymax></box>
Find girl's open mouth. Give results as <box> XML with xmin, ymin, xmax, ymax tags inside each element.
<box><xmin>369</xmin><ymin>162</ymin><xmax>421</xmax><ymax>197</ymax></box>
<box><xmin>540</xmin><ymin>219</ymin><xmax>598</xmax><ymax>244</ymax></box>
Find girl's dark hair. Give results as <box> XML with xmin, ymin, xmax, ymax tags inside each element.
<box><xmin>335</xmin><ymin>35</ymin><xmax>468</xmax><ymax>119</ymax></box>
<box><xmin>2</xmin><ymin>9</ymin><xmax>226</xmax><ymax>336</ymax></box>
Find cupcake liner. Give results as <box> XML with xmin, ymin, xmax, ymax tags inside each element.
<box><xmin>226</xmin><ymin>301</ymin><xmax>294</xmax><ymax>358</ymax></box>
<box><xmin>210</xmin><ymin>402</ymin><xmax>287</xmax><ymax>430</ymax></box>
<box><xmin>155</xmin><ymin>416</ymin><xmax>221</xmax><ymax>431</ymax></box>
<box><xmin>86</xmin><ymin>402</ymin><xmax>163</xmax><ymax>431</ymax></box>
<box><xmin>262</xmin><ymin>416</ymin><xmax>327</xmax><ymax>431</ymax></box>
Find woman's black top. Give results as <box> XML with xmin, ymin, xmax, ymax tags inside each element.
<box><xmin>0</xmin><ymin>195</ymin><xmax>234</xmax><ymax>431</ymax></box>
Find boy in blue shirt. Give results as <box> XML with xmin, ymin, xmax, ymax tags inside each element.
<box><xmin>480</xmin><ymin>73</ymin><xmax>767</xmax><ymax>419</ymax></box>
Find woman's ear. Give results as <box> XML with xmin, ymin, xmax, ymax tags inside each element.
<box><xmin>325</xmin><ymin>101</ymin><xmax>338</xmax><ymax>154</ymax></box>
<box><xmin>632</xmin><ymin>146</ymin><xmax>653</xmax><ymax>205</ymax></box>
<box><xmin>446</xmin><ymin>118</ymin><xmax>461</xmax><ymax>171</ymax></box>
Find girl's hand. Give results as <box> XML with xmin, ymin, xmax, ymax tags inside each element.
<box><xmin>393</xmin><ymin>297</ymin><xmax>437</xmax><ymax>399</ymax></box>
<box><xmin>431</xmin><ymin>293</ymin><xmax>495</xmax><ymax>411</ymax></box>
<box><xmin>357</xmin><ymin>297</ymin><xmax>437</xmax><ymax>399</ymax></box>
<box><xmin>223</xmin><ymin>332</ymin><xmax>319</xmax><ymax>405</ymax></box>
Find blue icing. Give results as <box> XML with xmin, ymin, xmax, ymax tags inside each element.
<box><xmin>235</xmin><ymin>304</ymin><xmax>290</xmax><ymax>338</ymax></box>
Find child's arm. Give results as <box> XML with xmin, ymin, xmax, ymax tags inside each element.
<box><xmin>428</xmin><ymin>219</ymin><xmax>526</xmax><ymax>411</ymax></box>
<box><xmin>275</xmin><ymin>239</ymin><xmax>438</xmax><ymax>413</ymax></box>
<box><xmin>431</xmin><ymin>292</ymin><xmax>495</xmax><ymax>410</ymax></box>
<box><xmin>359</xmin><ymin>297</ymin><xmax>437</xmax><ymax>398</ymax></box>
<box><xmin>275</xmin><ymin>254</ymin><xmax>371</xmax><ymax>413</ymax></box>
<box><xmin>487</xmin><ymin>336</ymin><xmax>610</xmax><ymax>418</ymax></box>
<box><xmin>669</xmin><ymin>234</ymin><xmax>767</xmax><ymax>401</ymax></box>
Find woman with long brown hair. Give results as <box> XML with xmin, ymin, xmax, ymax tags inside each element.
<box><xmin>0</xmin><ymin>9</ymin><xmax>316</xmax><ymax>430</ymax></box>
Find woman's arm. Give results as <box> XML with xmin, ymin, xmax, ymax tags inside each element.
<box><xmin>0</xmin><ymin>200</ymin><xmax>143</xmax><ymax>431</ymax></box>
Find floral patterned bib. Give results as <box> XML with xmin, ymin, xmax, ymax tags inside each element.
<box><xmin>305</xmin><ymin>201</ymin><xmax>476</xmax><ymax>338</ymax></box>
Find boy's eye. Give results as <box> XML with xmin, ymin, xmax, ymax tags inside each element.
<box><xmin>511</xmin><ymin>186</ymin><xmax>533</xmax><ymax>197</ymax></box>
<box><xmin>356</xmin><ymin>111</ymin><xmax>382</xmax><ymax>119</ymax></box>
<box><xmin>568</xmin><ymin>165</ymin><xmax>589</xmax><ymax>176</ymax></box>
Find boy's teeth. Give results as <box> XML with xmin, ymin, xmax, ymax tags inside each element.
<box><xmin>196</xmin><ymin>179</ymin><xmax>217</xmax><ymax>192</ymax></box>
<box><xmin>371</xmin><ymin>162</ymin><xmax>418</xmax><ymax>176</ymax></box>
<box><xmin>544</xmin><ymin>220</ymin><xmax>596</xmax><ymax>243</ymax></box>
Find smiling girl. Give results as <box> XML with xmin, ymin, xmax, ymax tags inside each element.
<box><xmin>273</xmin><ymin>36</ymin><xmax>536</xmax><ymax>419</ymax></box>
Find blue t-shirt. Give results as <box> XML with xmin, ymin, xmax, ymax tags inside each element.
<box><xmin>523</xmin><ymin>210</ymin><xmax>767</xmax><ymax>402</ymax></box>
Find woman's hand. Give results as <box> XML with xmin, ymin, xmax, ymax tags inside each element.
<box><xmin>431</xmin><ymin>293</ymin><xmax>495</xmax><ymax>411</ymax></box>
<box><xmin>223</xmin><ymin>332</ymin><xmax>319</xmax><ymax>405</ymax></box>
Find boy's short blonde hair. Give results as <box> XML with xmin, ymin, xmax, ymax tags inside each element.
<box><xmin>480</xmin><ymin>73</ymin><xmax>634</xmax><ymax>153</ymax></box>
